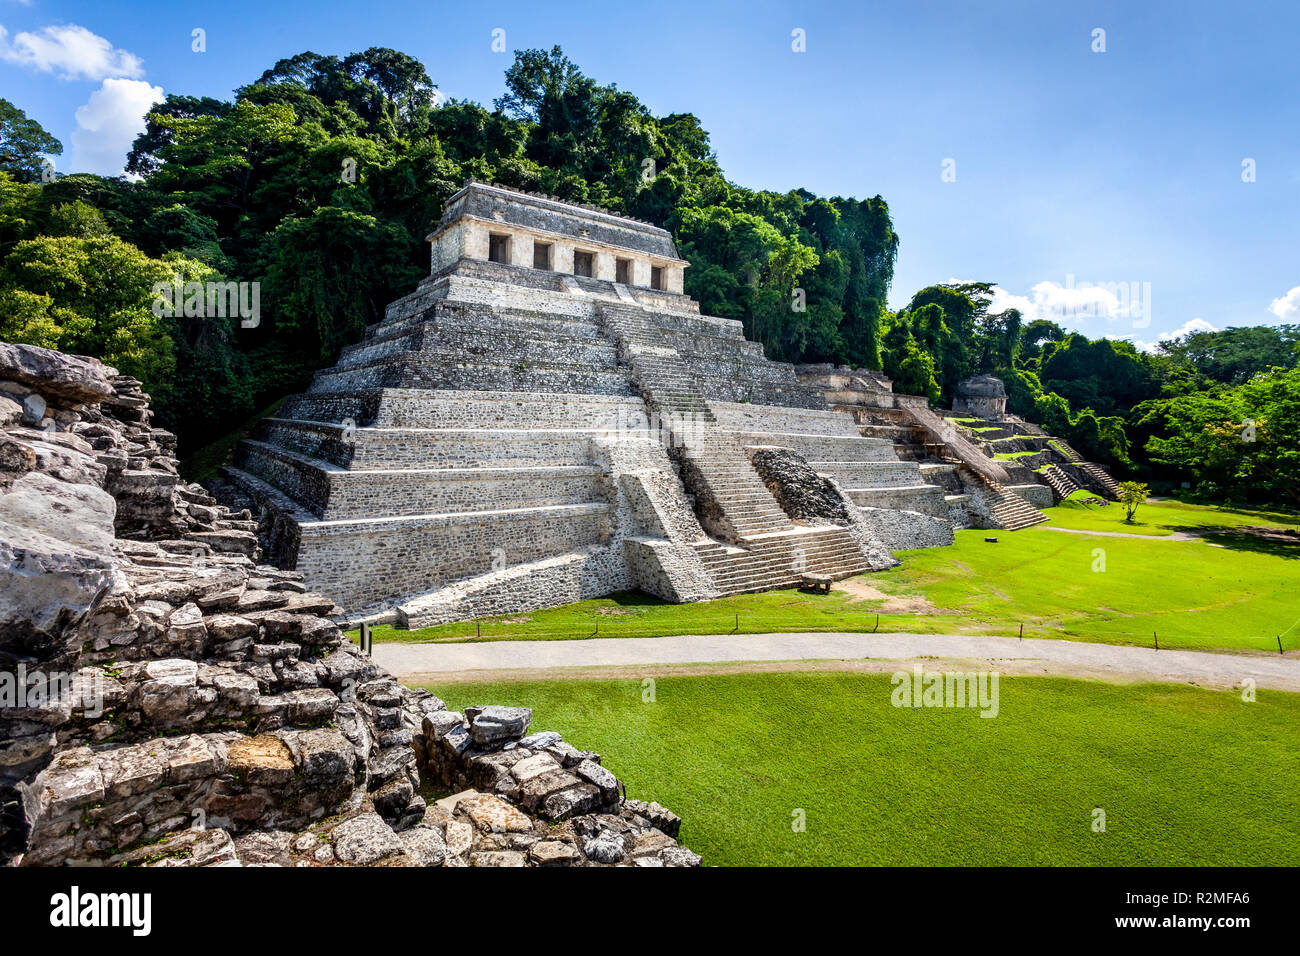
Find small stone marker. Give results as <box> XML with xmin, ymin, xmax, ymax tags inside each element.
<box><xmin>799</xmin><ymin>572</ymin><xmax>832</xmax><ymax>594</ymax></box>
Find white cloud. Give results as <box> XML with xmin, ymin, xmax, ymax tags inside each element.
<box><xmin>941</xmin><ymin>278</ymin><xmax>1046</xmax><ymax>318</ymax></box>
<box><xmin>1040</xmin><ymin>280</ymin><xmax>1120</xmax><ymax>321</ymax></box>
<box><xmin>69</xmin><ymin>78</ymin><xmax>164</xmax><ymax>176</ymax></box>
<box><xmin>1011</xmin><ymin>279</ymin><xmax>1149</xmax><ymax>325</ymax></box>
<box><xmin>1122</xmin><ymin>337</ymin><xmax>1167</xmax><ymax>355</ymax></box>
<box><xmin>945</xmin><ymin>276</ymin><xmax>1153</xmax><ymax>328</ymax></box>
<box><xmin>1162</xmin><ymin>317</ymin><xmax>1217</xmax><ymax>339</ymax></box>
<box><xmin>1268</xmin><ymin>285</ymin><xmax>1300</xmax><ymax>321</ymax></box>
<box><xmin>985</xmin><ymin>285</ymin><xmax>1034</xmax><ymax>316</ymax></box>
<box><xmin>0</xmin><ymin>23</ymin><xmax>143</xmax><ymax>81</ymax></box>
<box><xmin>1125</xmin><ymin>317</ymin><xmax>1218</xmax><ymax>354</ymax></box>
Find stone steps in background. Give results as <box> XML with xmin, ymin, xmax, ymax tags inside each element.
<box><xmin>978</xmin><ymin>474</ymin><xmax>1050</xmax><ymax>530</ymax></box>
<box><xmin>1040</xmin><ymin>464</ymin><xmax>1082</xmax><ymax>502</ymax></box>
<box><xmin>252</xmin><ymin>420</ymin><xmax>624</xmax><ymax>469</ymax></box>
<box><xmin>307</xmin><ymin>355</ymin><xmax>639</xmax><ymax>398</ymax></box>
<box><xmin>233</xmin><ymin>440</ymin><xmax>604</xmax><ymax>520</ymax></box>
<box><xmin>732</xmin><ymin>431</ymin><xmax>900</xmax><ymax>463</ymax></box>
<box><xmin>1078</xmin><ymin>461</ymin><xmax>1121</xmax><ymax>499</ymax></box>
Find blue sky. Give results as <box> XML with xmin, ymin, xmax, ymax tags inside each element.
<box><xmin>3</xmin><ymin>0</ymin><xmax>1297</xmax><ymax>346</ymax></box>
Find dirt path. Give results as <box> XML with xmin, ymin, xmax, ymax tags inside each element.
<box><xmin>1041</xmin><ymin>526</ymin><xmax>1204</xmax><ymax>541</ymax></box>
<box><xmin>374</xmin><ymin>631</ymin><xmax>1300</xmax><ymax>692</ymax></box>
<box><xmin>830</xmin><ymin>577</ymin><xmax>939</xmax><ymax>613</ymax></box>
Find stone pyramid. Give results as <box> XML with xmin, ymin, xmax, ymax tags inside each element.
<box><xmin>219</xmin><ymin>182</ymin><xmax>953</xmax><ymax>627</ymax></box>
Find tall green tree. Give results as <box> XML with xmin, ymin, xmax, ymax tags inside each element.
<box><xmin>263</xmin><ymin>207</ymin><xmax>421</xmax><ymax>362</ymax></box>
<box><xmin>0</xmin><ymin>235</ymin><xmax>181</xmax><ymax>400</ymax></box>
<box><xmin>0</xmin><ymin>99</ymin><xmax>61</xmax><ymax>183</ymax></box>
<box><xmin>1136</xmin><ymin>367</ymin><xmax>1300</xmax><ymax>505</ymax></box>
<box><xmin>1156</xmin><ymin>324</ymin><xmax>1299</xmax><ymax>385</ymax></box>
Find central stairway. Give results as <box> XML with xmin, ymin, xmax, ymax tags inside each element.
<box><xmin>599</xmin><ymin>302</ymin><xmax>873</xmax><ymax>595</ymax></box>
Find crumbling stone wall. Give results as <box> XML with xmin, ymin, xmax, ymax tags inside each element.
<box><xmin>0</xmin><ymin>343</ymin><xmax>698</xmax><ymax>868</ymax></box>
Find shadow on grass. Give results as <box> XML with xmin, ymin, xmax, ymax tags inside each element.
<box><xmin>1154</xmin><ymin>497</ymin><xmax>1300</xmax><ymax>525</ymax></box>
<box><xmin>603</xmin><ymin>590</ymin><xmax>670</xmax><ymax>609</ymax></box>
<box><xmin>1196</xmin><ymin>528</ymin><xmax>1300</xmax><ymax>560</ymax></box>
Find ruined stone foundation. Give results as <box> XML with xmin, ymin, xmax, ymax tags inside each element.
<box><xmin>0</xmin><ymin>343</ymin><xmax>698</xmax><ymax>867</ymax></box>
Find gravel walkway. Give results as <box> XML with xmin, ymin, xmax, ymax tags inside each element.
<box><xmin>374</xmin><ymin>631</ymin><xmax>1300</xmax><ymax>691</ymax></box>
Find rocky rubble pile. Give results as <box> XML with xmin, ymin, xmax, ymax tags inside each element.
<box><xmin>414</xmin><ymin>706</ymin><xmax>699</xmax><ymax>866</ymax></box>
<box><xmin>749</xmin><ymin>446</ymin><xmax>898</xmax><ymax>568</ymax></box>
<box><xmin>0</xmin><ymin>343</ymin><xmax>699</xmax><ymax>867</ymax></box>
<box><xmin>750</xmin><ymin>447</ymin><xmax>853</xmax><ymax>524</ymax></box>
<box><xmin>0</xmin><ymin>342</ymin><xmax>259</xmax><ymax>545</ymax></box>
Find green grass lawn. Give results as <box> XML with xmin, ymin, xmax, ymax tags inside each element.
<box><xmin>1045</xmin><ymin>495</ymin><xmax>1300</xmax><ymax>537</ymax></box>
<box><xmin>368</xmin><ymin>500</ymin><xmax>1299</xmax><ymax>653</ymax></box>
<box><xmin>426</xmin><ymin>672</ymin><xmax>1300</xmax><ymax>866</ymax></box>
<box><xmin>992</xmin><ymin>449</ymin><xmax>1041</xmax><ymax>461</ymax></box>
<box><xmin>364</xmin><ymin>587</ymin><xmax>902</xmax><ymax>644</ymax></box>
<box><xmin>871</xmin><ymin>535</ymin><xmax>1295</xmax><ymax>651</ymax></box>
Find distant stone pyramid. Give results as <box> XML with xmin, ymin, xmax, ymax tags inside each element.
<box><xmin>218</xmin><ymin>182</ymin><xmax>953</xmax><ymax>626</ymax></box>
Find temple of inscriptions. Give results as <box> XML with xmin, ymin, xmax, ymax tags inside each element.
<box><xmin>216</xmin><ymin>182</ymin><xmax>1111</xmax><ymax>627</ymax></box>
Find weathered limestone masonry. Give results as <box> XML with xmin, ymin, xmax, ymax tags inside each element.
<box><xmin>217</xmin><ymin>181</ymin><xmax>946</xmax><ymax>626</ymax></box>
<box><xmin>798</xmin><ymin>367</ymin><xmax>1120</xmax><ymax>521</ymax></box>
<box><xmin>796</xmin><ymin>364</ymin><xmax>1047</xmax><ymax>533</ymax></box>
<box><xmin>0</xmin><ymin>343</ymin><xmax>698</xmax><ymax>867</ymax></box>
<box><xmin>596</xmin><ymin>300</ymin><xmax>898</xmax><ymax>594</ymax></box>
<box><xmin>952</xmin><ymin>373</ymin><xmax>1008</xmax><ymax>419</ymax></box>
<box><xmin>944</xmin><ymin>375</ymin><xmax>1121</xmax><ymax>505</ymax></box>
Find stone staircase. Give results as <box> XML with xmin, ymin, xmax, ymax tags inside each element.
<box><xmin>1040</xmin><ymin>464</ymin><xmax>1082</xmax><ymax>501</ymax></box>
<box><xmin>598</xmin><ymin>302</ymin><xmax>872</xmax><ymax>595</ymax></box>
<box><xmin>676</xmin><ymin>433</ymin><xmax>796</xmax><ymax>539</ymax></box>
<box><xmin>971</xmin><ymin>471</ymin><xmax>1050</xmax><ymax>530</ymax></box>
<box><xmin>927</xmin><ymin>408</ymin><xmax>1130</xmax><ymax>515</ymax></box>
<box><xmin>692</xmin><ymin>527</ymin><xmax>871</xmax><ymax>596</ymax></box>
<box><xmin>1076</xmin><ymin>462</ymin><xmax>1120</xmax><ymax>499</ymax></box>
<box><xmin>1050</xmin><ymin>439</ymin><xmax>1083</xmax><ymax>462</ymax></box>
